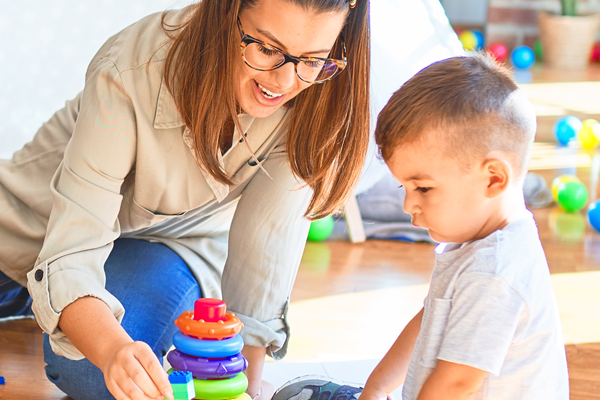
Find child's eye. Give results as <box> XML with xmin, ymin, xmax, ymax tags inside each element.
<box><xmin>398</xmin><ymin>185</ymin><xmax>404</xmax><ymax>189</ymax></box>
<box><xmin>417</xmin><ymin>187</ymin><xmax>430</xmax><ymax>193</ymax></box>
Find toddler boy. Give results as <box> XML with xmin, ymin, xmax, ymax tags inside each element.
<box><xmin>360</xmin><ymin>53</ymin><xmax>569</xmax><ymax>399</ymax></box>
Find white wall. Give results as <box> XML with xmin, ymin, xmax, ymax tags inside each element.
<box><xmin>440</xmin><ymin>0</ymin><xmax>488</xmax><ymax>25</ymax></box>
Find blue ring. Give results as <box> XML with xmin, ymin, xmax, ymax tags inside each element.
<box><xmin>173</xmin><ymin>331</ymin><xmax>244</xmax><ymax>358</ymax></box>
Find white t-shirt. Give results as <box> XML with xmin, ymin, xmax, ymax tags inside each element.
<box><xmin>402</xmin><ymin>213</ymin><xmax>569</xmax><ymax>400</ymax></box>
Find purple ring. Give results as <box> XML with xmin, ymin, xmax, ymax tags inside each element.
<box><xmin>167</xmin><ymin>350</ymin><xmax>248</xmax><ymax>380</ymax></box>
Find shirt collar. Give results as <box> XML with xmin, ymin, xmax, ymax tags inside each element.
<box><xmin>153</xmin><ymin>78</ymin><xmax>185</xmax><ymax>129</ymax></box>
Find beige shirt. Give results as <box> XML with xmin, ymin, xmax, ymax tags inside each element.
<box><xmin>0</xmin><ymin>9</ymin><xmax>311</xmax><ymax>360</ymax></box>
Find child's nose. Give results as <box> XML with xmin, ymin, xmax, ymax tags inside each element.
<box><xmin>403</xmin><ymin>194</ymin><xmax>421</xmax><ymax>216</ymax></box>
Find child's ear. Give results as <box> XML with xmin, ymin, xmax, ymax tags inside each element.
<box><xmin>482</xmin><ymin>158</ymin><xmax>511</xmax><ymax>198</ymax></box>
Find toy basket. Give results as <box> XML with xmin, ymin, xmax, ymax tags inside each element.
<box><xmin>538</xmin><ymin>12</ymin><xmax>600</xmax><ymax>70</ymax></box>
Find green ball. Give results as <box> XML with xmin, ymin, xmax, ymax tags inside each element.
<box><xmin>307</xmin><ymin>216</ymin><xmax>335</xmax><ymax>242</ymax></box>
<box><xmin>557</xmin><ymin>181</ymin><xmax>588</xmax><ymax>212</ymax></box>
<box><xmin>533</xmin><ymin>39</ymin><xmax>543</xmax><ymax>61</ymax></box>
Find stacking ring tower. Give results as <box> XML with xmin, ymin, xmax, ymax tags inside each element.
<box><xmin>167</xmin><ymin>298</ymin><xmax>250</xmax><ymax>400</ymax></box>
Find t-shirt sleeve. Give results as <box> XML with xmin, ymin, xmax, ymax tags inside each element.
<box><xmin>437</xmin><ymin>272</ymin><xmax>527</xmax><ymax>375</ymax></box>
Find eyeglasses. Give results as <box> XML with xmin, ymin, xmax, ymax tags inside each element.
<box><xmin>237</xmin><ymin>19</ymin><xmax>347</xmax><ymax>84</ymax></box>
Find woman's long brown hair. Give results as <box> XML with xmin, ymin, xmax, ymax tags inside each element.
<box><xmin>162</xmin><ymin>0</ymin><xmax>370</xmax><ymax>219</ymax></box>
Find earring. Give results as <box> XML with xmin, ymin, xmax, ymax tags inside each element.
<box><xmin>349</xmin><ymin>0</ymin><xmax>357</xmax><ymax>8</ymax></box>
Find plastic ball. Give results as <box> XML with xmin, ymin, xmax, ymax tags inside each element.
<box><xmin>488</xmin><ymin>42</ymin><xmax>509</xmax><ymax>62</ymax></box>
<box><xmin>549</xmin><ymin>208</ymin><xmax>585</xmax><ymax>242</ymax></box>
<box><xmin>459</xmin><ymin>31</ymin><xmax>478</xmax><ymax>51</ymax></box>
<box><xmin>553</xmin><ymin>116</ymin><xmax>582</xmax><ymax>145</ymax></box>
<box><xmin>533</xmin><ymin>39</ymin><xmax>543</xmax><ymax>61</ymax></box>
<box><xmin>557</xmin><ymin>180</ymin><xmax>589</xmax><ymax>213</ymax></box>
<box><xmin>577</xmin><ymin>119</ymin><xmax>600</xmax><ymax>149</ymax></box>
<box><xmin>511</xmin><ymin>46</ymin><xmax>535</xmax><ymax>69</ymax></box>
<box><xmin>307</xmin><ymin>216</ymin><xmax>334</xmax><ymax>242</ymax></box>
<box><xmin>587</xmin><ymin>200</ymin><xmax>600</xmax><ymax>232</ymax></box>
<box><xmin>472</xmin><ymin>30</ymin><xmax>484</xmax><ymax>50</ymax></box>
<box><xmin>551</xmin><ymin>175</ymin><xmax>580</xmax><ymax>202</ymax></box>
<box><xmin>591</xmin><ymin>42</ymin><xmax>600</xmax><ymax>62</ymax></box>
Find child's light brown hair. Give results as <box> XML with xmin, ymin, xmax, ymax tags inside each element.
<box><xmin>375</xmin><ymin>53</ymin><xmax>536</xmax><ymax>178</ymax></box>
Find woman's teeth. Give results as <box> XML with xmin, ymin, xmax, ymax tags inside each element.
<box><xmin>258</xmin><ymin>83</ymin><xmax>283</xmax><ymax>99</ymax></box>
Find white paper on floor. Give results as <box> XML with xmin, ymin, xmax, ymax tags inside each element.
<box><xmin>263</xmin><ymin>354</ymin><xmax>403</xmax><ymax>399</ymax></box>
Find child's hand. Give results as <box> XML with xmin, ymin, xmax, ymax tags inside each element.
<box><xmin>101</xmin><ymin>340</ymin><xmax>174</xmax><ymax>400</ymax></box>
<box><xmin>260</xmin><ymin>380</ymin><xmax>275</xmax><ymax>400</ymax></box>
<box><xmin>360</xmin><ymin>385</ymin><xmax>390</xmax><ymax>400</ymax></box>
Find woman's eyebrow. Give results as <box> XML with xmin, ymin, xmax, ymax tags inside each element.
<box><xmin>256</xmin><ymin>28</ymin><xmax>332</xmax><ymax>55</ymax></box>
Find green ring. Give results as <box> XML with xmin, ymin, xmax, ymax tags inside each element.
<box><xmin>169</xmin><ymin>369</ymin><xmax>248</xmax><ymax>400</ymax></box>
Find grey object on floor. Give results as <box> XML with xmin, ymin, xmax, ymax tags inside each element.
<box><xmin>524</xmin><ymin>172</ymin><xmax>554</xmax><ymax>208</ymax></box>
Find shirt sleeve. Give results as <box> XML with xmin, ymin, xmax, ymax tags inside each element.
<box><xmin>437</xmin><ymin>272</ymin><xmax>527</xmax><ymax>375</ymax></box>
<box><xmin>221</xmin><ymin>139</ymin><xmax>312</xmax><ymax>360</ymax></box>
<box><xmin>27</xmin><ymin>58</ymin><xmax>136</xmax><ymax>360</ymax></box>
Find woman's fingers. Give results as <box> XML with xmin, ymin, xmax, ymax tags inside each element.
<box><xmin>105</xmin><ymin>378</ymin><xmax>131</xmax><ymax>400</ymax></box>
<box><xmin>134</xmin><ymin>342</ymin><xmax>174</xmax><ymax>400</ymax></box>
<box><xmin>104</xmin><ymin>341</ymin><xmax>171</xmax><ymax>400</ymax></box>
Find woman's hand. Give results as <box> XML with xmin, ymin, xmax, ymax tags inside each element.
<box><xmin>59</xmin><ymin>297</ymin><xmax>174</xmax><ymax>400</ymax></box>
<box><xmin>101</xmin><ymin>340</ymin><xmax>174</xmax><ymax>400</ymax></box>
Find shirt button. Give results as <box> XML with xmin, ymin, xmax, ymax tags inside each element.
<box><xmin>35</xmin><ymin>269</ymin><xmax>44</xmax><ymax>282</ymax></box>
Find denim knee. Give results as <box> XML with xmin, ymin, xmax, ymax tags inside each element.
<box><xmin>43</xmin><ymin>334</ymin><xmax>115</xmax><ymax>400</ymax></box>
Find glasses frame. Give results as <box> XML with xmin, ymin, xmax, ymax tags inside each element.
<box><xmin>237</xmin><ymin>19</ymin><xmax>347</xmax><ymax>84</ymax></box>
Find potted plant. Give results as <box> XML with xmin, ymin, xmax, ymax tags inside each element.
<box><xmin>538</xmin><ymin>0</ymin><xmax>600</xmax><ymax>70</ymax></box>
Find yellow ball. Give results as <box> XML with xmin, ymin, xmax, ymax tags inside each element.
<box><xmin>578</xmin><ymin>119</ymin><xmax>600</xmax><ymax>149</ymax></box>
<box><xmin>459</xmin><ymin>31</ymin><xmax>478</xmax><ymax>51</ymax></box>
<box><xmin>551</xmin><ymin>174</ymin><xmax>579</xmax><ymax>202</ymax></box>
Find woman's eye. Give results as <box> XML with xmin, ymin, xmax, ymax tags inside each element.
<box><xmin>417</xmin><ymin>187</ymin><xmax>430</xmax><ymax>193</ymax></box>
<box><xmin>258</xmin><ymin>45</ymin><xmax>278</xmax><ymax>57</ymax></box>
<box><xmin>304</xmin><ymin>60</ymin><xmax>325</xmax><ymax>69</ymax></box>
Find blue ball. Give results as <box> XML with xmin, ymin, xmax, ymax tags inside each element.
<box><xmin>511</xmin><ymin>46</ymin><xmax>535</xmax><ymax>69</ymax></box>
<box><xmin>472</xmin><ymin>30</ymin><xmax>484</xmax><ymax>50</ymax></box>
<box><xmin>553</xmin><ymin>116</ymin><xmax>583</xmax><ymax>145</ymax></box>
<box><xmin>588</xmin><ymin>200</ymin><xmax>600</xmax><ymax>232</ymax></box>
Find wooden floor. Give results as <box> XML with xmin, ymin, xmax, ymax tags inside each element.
<box><xmin>2</xmin><ymin>65</ymin><xmax>600</xmax><ymax>399</ymax></box>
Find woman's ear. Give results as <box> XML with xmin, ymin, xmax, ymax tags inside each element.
<box><xmin>482</xmin><ymin>158</ymin><xmax>511</xmax><ymax>199</ymax></box>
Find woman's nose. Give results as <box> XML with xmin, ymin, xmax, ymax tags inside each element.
<box><xmin>271</xmin><ymin>62</ymin><xmax>297</xmax><ymax>92</ymax></box>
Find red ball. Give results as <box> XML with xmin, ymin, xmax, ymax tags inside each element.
<box><xmin>488</xmin><ymin>41</ymin><xmax>509</xmax><ymax>62</ymax></box>
<box><xmin>590</xmin><ymin>42</ymin><xmax>600</xmax><ymax>62</ymax></box>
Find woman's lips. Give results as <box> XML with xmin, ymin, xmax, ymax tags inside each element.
<box><xmin>252</xmin><ymin>80</ymin><xmax>286</xmax><ymax>107</ymax></box>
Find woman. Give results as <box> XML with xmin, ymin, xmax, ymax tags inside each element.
<box><xmin>0</xmin><ymin>0</ymin><xmax>370</xmax><ymax>399</ymax></box>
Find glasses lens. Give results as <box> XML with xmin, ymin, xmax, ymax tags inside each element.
<box><xmin>302</xmin><ymin>60</ymin><xmax>342</xmax><ymax>83</ymax></box>
<box><xmin>244</xmin><ymin>42</ymin><xmax>285</xmax><ymax>70</ymax></box>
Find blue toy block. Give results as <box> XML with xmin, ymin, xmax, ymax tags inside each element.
<box><xmin>0</xmin><ymin>376</ymin><xmax>4</xmax><ymax>385</ymax></box>
<box><xmin>169</xmin><ymin>370</ymin><xmax>193</xmax><ymax>384</ymax></box>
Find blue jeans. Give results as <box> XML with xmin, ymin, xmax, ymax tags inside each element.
<box><xmin>1</xmin><ymin>238</ymin><xmax>201</xmax><ymax>400</ymax></box>
<box><xmin>0</xmin><ymin>270</ymin><xmax>33</xmax><ymax>317</ymax></box>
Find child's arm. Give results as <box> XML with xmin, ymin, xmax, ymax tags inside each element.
<box><xmin>416</xmin><ymin>360</ymin><xmax>487</xmax><ymax>400</ymax></box>
<box><xmin>361</xmin><ymin>307</ymin><xmax>424</xmax><ymax>400</ymax></box>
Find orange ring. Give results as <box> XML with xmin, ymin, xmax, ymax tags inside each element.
<box><xmin>175</xmin><ymin>311</ymin><xmax>244</xmax><ymax>340</ymax></box>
